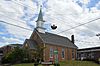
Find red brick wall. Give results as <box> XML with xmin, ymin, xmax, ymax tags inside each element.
<box><xmin>29</xmin><ymin>31</ymin><xmax>77</xmax><ymax>61</ymax></box>
<box><xmin>44</xmin><ymin>44</ymin><xmax>77</xmax><ymax>62</ymax></box>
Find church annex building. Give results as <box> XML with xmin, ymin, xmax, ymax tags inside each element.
<box><xmin>23</xmin><ymin>7</ymin><xmax>78</xmax><ymax>62</ymax></box>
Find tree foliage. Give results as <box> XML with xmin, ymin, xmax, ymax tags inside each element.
<box><xmin>1</xmin><ymin>44</ymin><xmax>46</xmax><ymax>64</ymax></box>
<box><xmin>33</xmin><ymin>45</ymin><xmax>46</xmax><ymax>63</ymax></box>
<box><xmin>2</xmin><ymin>47</ymin><xmax>25</xmax><ymax>64</ymax></box>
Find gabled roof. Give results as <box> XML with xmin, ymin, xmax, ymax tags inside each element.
<box><xmin>38</xmin><ymin>32</ymin><xmax>78</xmax><ymax>49</ymax></box>
<box><xmin>24</xmin><ymin>39</ymin><xmax>37</xmax><ymax>49</ymax></box>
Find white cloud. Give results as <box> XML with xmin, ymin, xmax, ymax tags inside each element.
<box><xmin>0</xmin><ymin>12</ymin><xmax>32</xmax><ymax>39</ymax></box>
<box><xmin>0</xmin><ymin>32</ymin><xmax>4</xmax><ymax>35</ymax></box>
<box><xmin>90</xmin><ymin>7</ymin><xmax>100</xmax><ymax>13</ymax></box>
<box><xmin>2</xmin><ymin>37</ymin><xmax>23</xmax><ymax>44</ymax></box>
<box><xmin>0</xmin><ymin>42</ymin><xmax>9</xmax><ymax>48</ymax></box>
<box><xmin>0</xmin><ymin>0</ymin><xmax>33</xmax><ymax>45</ymax></box>
<box><xmin>45</xmin><ymin>0</ymin><xmax>100</xmax><ymax>48</ymax></box>
<box><xmin>0</xmin><ymin>0</ymin><xmax>100</xmax><ymax>49</ymax></box>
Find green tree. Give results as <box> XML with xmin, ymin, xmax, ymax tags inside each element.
<box><xmin>33</xmin><ymin>45</ymin><xmax>46</xmax><ymax>63</ymax></box>
<box><xmin>2</xmin><ymin>46</ymin><xmax>25</xmax><ymax>64</ymax></box>
<box><xmin>22</xmin><ymin>48</ymin><xmax>32</xmax><ymax>63</ymax></box>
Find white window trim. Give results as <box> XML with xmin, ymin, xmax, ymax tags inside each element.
<box><xmin>61</xmin><ymin>48</ymin><xmax>65</xmax><ymax>59</ymax></box>
<box><xmin>50</xmin><ymin>48</ymin><xmax>53</xmax><ymax>58</ymax></box>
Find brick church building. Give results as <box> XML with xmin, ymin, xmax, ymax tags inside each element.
<box><xmin>23</xmin><ymin>7</ymin><xmax>78</xmax><ymax>62</ymax></box>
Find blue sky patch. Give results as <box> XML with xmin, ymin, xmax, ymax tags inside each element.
<box><xmin>42</xmin><ymin>0</ymin><xmax>48</xmax><ymax>8</ymax></box>
<box><xmin>0</xmin><ymin>22</ymin><xmax>16</xmax><ymax>38</ymax></box>
<box><xmin>44</xmin><ymin>23</ymin><xmax>51</xmax><ymax>32</ymax></box>
<box><xmin>87</xmin><ymin>0</ymin><xmax>100</xmax><ymax>9</ymax></box>
<box><xmin>32</xmin><ymin>0</ymin><xmax>39</xmax><ymax>6</ymax></box>
<box><xmin>76</xmin><ymin>0</ymin><xmax>100</xmax><ymax>10</ymax></box>
<box><xmin>0</xmin><ymin>22</ymin><xmax>7</xmax><ymax>32</ymax></box>
<box><xmin>76</xmin><ymin>0</ymin><xmax>83</xmax><ymax>7</ymax></box>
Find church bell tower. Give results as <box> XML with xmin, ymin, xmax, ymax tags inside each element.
<box><xmin>36</xmin><ymin>6</ymin><xmax>45</xmax><ymax>33</ymax></box>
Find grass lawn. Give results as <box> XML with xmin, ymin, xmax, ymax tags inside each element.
<box><xmin>60</xmin><ymin>61</ymin><xmax>99</xmax><ymax>66</ymax></box>
<box><xmin>12</xmin><ymin>61</ymin><xmax>99</xmax><ymax>66</ymax></box>
<box><xmin>11</xmin><ymin>63</ymin><xmax>34</xmax><ymax>66</ymax></box>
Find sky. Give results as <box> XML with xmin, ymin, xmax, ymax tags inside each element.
<box><xmin>0</xmin><ymin>0</ymin><xmax>100</xmax><ymax>49</ymax></box>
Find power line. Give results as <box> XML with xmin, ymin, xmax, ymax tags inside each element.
<box><xmin>1</xmin><ymin>1</ymin><xmax>100</xmax><ymax>37</ymax></box>
<box><xmin>57</xmin><ymin>17</ymin><xmax>100</xmax><ymax>34</ymax></box>
<box><xmin>0</xmin><ymin>9</ymin><xmax>100</xmax><ymax>35</ymax></box>
<box><xmin>1</xmin><ymin>19</ymin><xmax>99</xmax><ymax>43</ymax></box>
<box><xmin>1</xmin><ymin>1</ymin><xmax>100</xmax><ymax>34</ymax></box>
<box><xmin>47</xmin><ymin>13</ymin><xmax>100</xmax><ymax>34</ymax></box>
<box><xmin>47</xmin><ymin>16</ymin><xmax>72</xmax><ymax>27</ymax></box>
<box><xmin>0</xmin><ymin>9</ymin><xmax>98</xmax><ymax>34</ymax></box>
<box><xmin>0</xmin><ymin>11</ymin><xmax>35</xmax><ymax>28</ymax></box>
<box><xmin>1</xmin><ymin>11</ymin><xmax>98</xmax><ymax>35</ymax></box>
<box><xmin>7</xmin><ymin>1</ymin><xmax>85</xmax><ymax>31</ymax></box>
<box><xmin>0</xmin><ymin>11</ymin><xmax>97</xmax><ymax>35</ymax></box>
<box><xmin>0</xmin><ymin>13</ymin><xmax>27</xmax><ymax>25</ymax></box>
<box><xmin>11</xmin><ymin>0</ymin><xmax>34</xmax><ymax>11</ymax></box>
<box><xmin>11</xmin><ymin>0</ymin><xmax>100</xmax><ymax>26</ymax></box>
<box><xmin>11</xmin><ymin>0</ymin><xmax>77</xmax><ymax>15</ymax></box>
<box><xmin>0</xmin><ymin>20</ymin><xmax>32</xmax><ymax>31</ymax></box>
<box><xmin>75</xmin><ymin>40</ymin><xmax>100</xmax><ymax>43</ymax></box>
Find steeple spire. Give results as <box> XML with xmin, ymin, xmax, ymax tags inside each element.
<box><xmin>36</xmin><ymin>5</ymin><xmax>45</xmax><ymax>22</ymax></box>
<box><xmin>35</xmin><ymin>5</ymin><xmax>45</xmax><ymax>33</ymax></box>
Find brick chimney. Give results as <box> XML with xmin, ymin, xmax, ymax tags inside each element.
<box><xmin>71</xmin><ymin>35</ymin><xmax>74</xmax><ymax>44</ymax></box>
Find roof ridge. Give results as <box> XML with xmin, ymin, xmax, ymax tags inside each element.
<box><xmin>45</xmin><ymin>32</ymin><xmax>69</xmax><ymax>38</ymax></box>
<box><xmin>45</xmin><ymin>32</ymin><xmax>72</xmax><ymax>42</ymax></box>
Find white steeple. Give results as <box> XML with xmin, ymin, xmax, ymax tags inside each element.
<box><xmin>36</xmin><ymin>6</ymin><xmax>45</xmax><ymax>33</ymax></box>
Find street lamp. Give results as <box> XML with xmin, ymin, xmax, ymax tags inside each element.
<box><xmin>51</xmin><ymin>24</ymin><xmax>57</xmax><ymax>30</ymax></box>
<box><xmin>96</xmin><ymin>33</ymin><xmax>100</xmax><ymax>39</ymax></box>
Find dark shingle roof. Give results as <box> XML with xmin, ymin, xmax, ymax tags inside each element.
<box><xmin>38</xmin><ymin>32</ymin><xmax>78</xmax><ymax>49</ymax></box>
<box><xmin>24</xmin><ymin>39</ymin><xmax>37</xmax><ymax>49</ymax></box>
